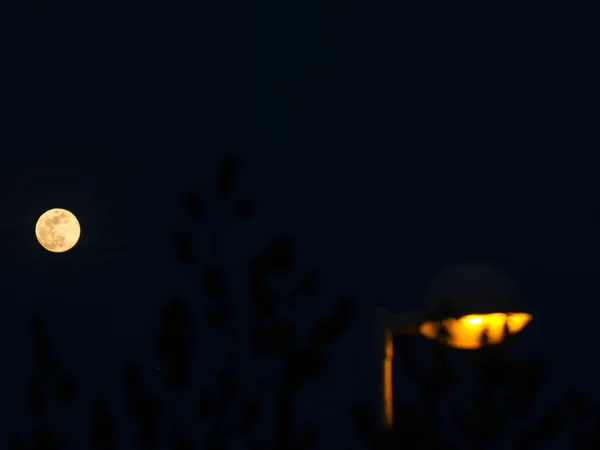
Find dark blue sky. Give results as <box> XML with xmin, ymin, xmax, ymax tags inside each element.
<box><xmin>2</xmin><ymin>1</ymin><xmax>599</xmax><ymax>449</ymax></box>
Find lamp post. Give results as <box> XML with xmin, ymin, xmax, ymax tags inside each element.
<box><xmin>376</xmin><ymin>263</ymin><xmax>533</xmax><ymax>431</ymax></box>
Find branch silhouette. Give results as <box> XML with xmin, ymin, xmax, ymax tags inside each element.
<box><xmin>171</xmin><ymin>156</ymin><xmax>355</xmax><ymax>450</ymax></box>
<box><xmin>10</xmin><ymin>156</ymin><xmax>355</xmax><ymax>450</ymax></box>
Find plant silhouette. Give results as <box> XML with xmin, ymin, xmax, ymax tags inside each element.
<box><xmin>9</xmin><ymin>316</ymin><xmax>117</xmax><ymax>450</ymax></box>
<box><xmin>10</xmin><ymin>156</ymin><xmax>355</xmax><ymax>450</ymax></box>
<box><xmin>168</xmin><ymin>156</ymin><xmax>355</xmax><ymax>449</ymax></box>
<box><xmin>354</xmin><ymin>328</ymin><xmax>600</xmax><ymax>450</ymax></box>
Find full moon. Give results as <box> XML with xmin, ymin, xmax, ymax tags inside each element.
<box><xmin>35</xmin><ymin>208</ymin><xmax>81</xmax><ymax>253</ymax></box>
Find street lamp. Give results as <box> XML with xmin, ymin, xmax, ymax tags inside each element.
<box><xmin>376</xmin><ymin>263</ymin><xmax>533</xmax><ymax>431</ymax></box>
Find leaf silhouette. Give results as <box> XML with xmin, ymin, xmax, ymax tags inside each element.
<box><xmin>124</xmin><ymin>363</ymin><xmax>140</xmax><ymax>388</ymax></box>
<box><xmin>308</xmin><ymin>296</ymin><xmax>354</xmax><ymax>348</ymax></box>
<box><xmin>353</xmin><ymin>401</ymin><xmax>376</xmax><ymax>440</ymax></box>
<box><xmin>32</xmin><ymin>427</ymin><xmax>58</xmax><ymax>450</ymax></box>
<box><xmin>91</xmin><ymin>400</ymin><xmax>116</xmax><ymax>450</ymax></box>
<box><xmin>394</xmin><ymin>335</ymin><xmax>423</xmax><ymax>380</ymax></box>
<box><xmin>283</xmin><ymin>348</ymin><xmax>326</xmax><ymax>389</ymax></box>
<box><xmin>217</xmin><ymin>369</ymin><xmax>237</xmax><ymax>399</ymax></box>
<box><xmin>176</xmin><ymin>230</ymin><xmax>195</xmax><ymax>265</ymax></box>
<box><xmin>297</xmin><ymin>271</ymin><xmax>318</xmax><ymax>296</ymax></box>
<box><xmin>430</xmin><ymin>341</ymin><xmax>454</xmax><ymax>394</ymax></box>
<box><xmin>251</xmin><ymin>322</ymin><xmax>296</xmax><ymax>355</ymax></box>
<box><xmin>204</xmin><ymin>267</ymin><xmax>226</xmax><ymax>300</ymax></box>
<box><xmin>473</xmin><ymin>387</ymin><xmax>503</xmax><ymax>443</ymax></box>
<box><xmin>184</xmin><ymin>190</ymin><xmax>204</xmax><ymax>220</ymax></box>
<box><xmin>239</xmin><ymin>397</ymin><xmax>260</xmax><ymax>433</ymax></box>
<box><xmin>568</xmin><ymin>389</ymin><xmax>588</xmax><ymax>416</ymax></box>
<box><xmin>249</xmin><ymin>440</ymin><xmax>268</xmax><ymax>450</ymax></box>
<box><xmin>197</xmin><ymin>391</ymin><xmax>221</xmax><ymax>419</ymax></box>
<box><xmin>455</xmin><ymin>407</ymin><xmax>477</xmax><ymax>442</ymax></box>
<box><xmin>273</xmin><ymin>393</ymin><xmax>294</xmax><ymax>448</ymax></box>
<box><xmin>28</xmin><ymin>380</ymin><xmax>44</xmax><ymax>416</ymax></box>
<box><xmin>207</xmin><ymin>304</ymin><xmax>230</xmax><ymax>328</ymax></box>
<box><xmin>334</xmin><ymin>295</ymin><xmax>354</xmax><ymax>323</ymax></box>
<box><xmin>249</xmin><ymin>268</ymin><xmax>275</xmax><ymax>317</ymax></box>
<box><xmin>128</xmin><ymin>389</ymin><xmax>161</xmax><ymax>450</ymax></box>
<box><xmin>507</xmin><ymin>360</ymin><xmax>545</xmax><ymax>416</ymax></box>
<box><xmin>390</xmin><ymin>401</ymin><xmax>429</xmax><ymax>447</ymax></box>
<box><xmin>171</xmin><ymin>433</ymin><xmax>195</xmax><ymax>450</ymax></box>
<box><xmin>589</xmin><ymin>424</ymin><xmax>600</xmax><ymax>449</ymax></box>
<box><xmin>437</xmin><ymin>322</ymin><xmax>451</xmax><ymax>346</ymax></box>
<box><xmin>55</xmin><ymin>373</ymin><xmax>75</xmax><ymax>404</ymax></box>
<box><xmin>234</xmin><ymin>198</ymin><xmax>252</xmax><ymax>218</ymax></box>
<box><xmin>299</xmin><ymin>422</ymin><xmax>318</xmax><ymax>450</ymax></box>
<box><xmin>159</xmin><ymin>297</ymin><xmax>190</xmax><ymax>332</ymax></box>
<box><xmin>218</xmin><ymin>155</ymin><xmax>236</xmax><ymax>199</ymax></box>
<box><xmin>514</xmin><ymin>403</ymin><xmax>569</xmax><ymax>450</ymax></box>
<box><xmin>156</xmin><ymin>298</ymin><xmax>191</xmax><ymax>389</ymax></box>
<box><xmin>7</xmin><ymin>434</ymin><xmax>27</xmax><ymax>450</ymax></box>
<box><xmin>137</xmin><ymin>423</ymin><xmax>159</xmax><ymax>450</ymax></box>
<box><xmin>259</xmin><ymin>238</ymin><xmax>294</xmax><ymax>273</ymax></box>
<box><xmin>32</xmin><ymin>317</ymin><xmax>54</xmax><ymax>377</ymax></box>
<box><xmin>204</xmin><ymin>434</ymin><xmax>226</xmax><ymax>450</ymax></box>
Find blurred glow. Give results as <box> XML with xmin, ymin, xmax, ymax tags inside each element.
<box><xmin>418</xmin><ymin>312</ymin><xmax>532</xmax><ymax>349</ymax></box>
<box><xmin>383</xmin><ymin>329</ymin><xmax>393</xmax><ymax>429</ymax></box>
<box><xmin>466</xmin><ymin>317</ymin><xmax>482</xmax><ymax>325</ymax></box>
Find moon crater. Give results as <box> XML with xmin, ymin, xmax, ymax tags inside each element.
<box><xmin>35</xmin><ymin>208</ymin><xmax>81</xmax><ymax>253</ymax></box>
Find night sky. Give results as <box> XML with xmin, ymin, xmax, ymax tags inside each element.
<box><xmin>2</xmin><ymin>1</ymin><xmax>599</xmax><ymax>449</ymax></box>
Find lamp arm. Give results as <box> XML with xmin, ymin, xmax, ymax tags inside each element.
<box><xmin>377</xmin><ymin>307</ymin><xmax>422</xmax><ymax>335</ymax></box>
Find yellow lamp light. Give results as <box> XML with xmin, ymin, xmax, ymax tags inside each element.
<box><xmin>418</xmin><ymin>312</ymin><xmax>533</xmax><ymax>350</ymax></box>
<box><xmin>376</xmin><ymin>263</ymin><xmax>533</xmax><ymax>431</ymax></box>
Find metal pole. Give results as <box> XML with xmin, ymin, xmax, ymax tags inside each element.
<box><xmin>376</xmin><ymin>307</ymin><xmax>393</xmax><ymax>430</ymax></box>
<box><xmin>376</xmin><ymin>307</ymin><xmax>422</xmax><ymax>431</ymax></box>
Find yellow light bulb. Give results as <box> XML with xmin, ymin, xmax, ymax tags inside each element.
<box><xmin>418</xmin><ymin>313</ymin><xmax>532</xmax><ymax>349</ymax></box>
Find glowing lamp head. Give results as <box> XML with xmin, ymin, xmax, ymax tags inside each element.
<box><xmin>418</xmin><ymin>263</ymin><xmax>532</xmax><ymax>349</ymax></box>
<box><xmin>376</xmin><ymin>263</ymin><xmax>533</xmax><ymax>432</ymax></box>
<box><xmin>418</xmin><ymin>312</ymin><xmax>532</xmax><ymax>349</ymax></box>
